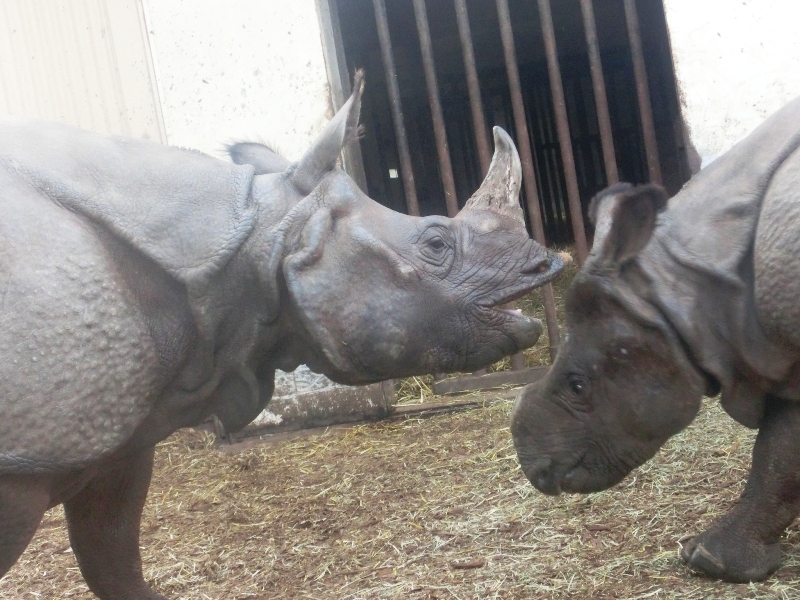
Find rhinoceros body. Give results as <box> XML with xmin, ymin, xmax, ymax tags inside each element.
<box><xmin>511</xmin><ymin>97</ymin><xmax>800</xmax><ymax>583</ymax></box>
<box><xmin>0</xmin><ymin>78</ymin><xmax>565</xmax><ymax>599</ymax></box>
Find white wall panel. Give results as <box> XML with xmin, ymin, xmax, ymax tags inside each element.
<box><xmin>140</xmin><ymin>0</ymin><xmax>331</xmax><ymax>159</ymax></box>
<box><xmin>0</xmin><ymin>0</ymin><xmax>164</xmax><ymax>141</ymax></box>
<box><xmin>663</xmin><ymin>0</ymin><xmax>800</xmax><ymax>167</ymax></box>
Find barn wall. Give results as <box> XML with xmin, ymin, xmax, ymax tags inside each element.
<box><xmin>662</xmin><ymin>0</ymin><xmax>800</xmax><ymax>167</ymax></box>
<box><xmin>0</xmin><ymin>0</ymin><xmax>165</xmax><ymax>141</ymax></box>
<box><xmin>140</xmin><ymin>0</ymin><xmax>333</xmax><ymax>160</ymax></box>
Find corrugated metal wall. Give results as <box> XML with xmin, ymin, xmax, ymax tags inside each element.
<box><xmin>0</xmin><ymin>0</ymin><xmax>165</xmax><ymax>141</ymax></box>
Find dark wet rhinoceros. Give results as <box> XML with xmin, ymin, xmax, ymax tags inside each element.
<box><xmin>0</xmin><ymin>76</ymin><xmax>566</xmax><ymax>599</ymax></box>
<box><xmin>511</xmin><ymin>96</ymin><xmax>800</xmax><ymax>583</ymax></box>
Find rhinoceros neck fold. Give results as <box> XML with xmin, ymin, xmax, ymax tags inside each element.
<box><xmin>636</xmin><ymin>221</ymin><xmax>796</xmax><ymax>428</ymax></box>
<box><xmin>628</xmin><ymin>99</ymin><xmax>800</xmax><ymax>427</ymax></box>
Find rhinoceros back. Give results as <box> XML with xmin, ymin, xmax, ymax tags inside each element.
<box><xmin>0</xmin><ymin>119</ymin><xmax>258</xmax><ymax>472</ymax></box>
<box><xmin>0</xmin><ymin>117</ymin><xmax>257</xmax><ymax>284</ymax></box>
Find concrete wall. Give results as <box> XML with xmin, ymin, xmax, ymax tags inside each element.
<box><xmin>141</xmin><ymin>0</ymin><xmax>332</xmax><ymax>160</ymax></box>
<box><xmin>663</xmin><ymin>0</ymin><xmax>800</xmax><ymax>167</ymax></box>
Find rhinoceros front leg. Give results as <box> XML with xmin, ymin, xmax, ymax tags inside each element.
<box><xmin>0</xmin><ymin>475</ymin><xmax>51</xmax><ymax>576</ymax></box>
<box><xmin>681</xmin><ymin>396</ymin><xmax>800</xmax><ymax>582</ymax></box>
<box><xmin>64</xmin><ymin>448</ymin><xmax>166</xmax><ymax>600</ymax></box>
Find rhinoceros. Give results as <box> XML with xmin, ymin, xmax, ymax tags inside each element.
<box><xmin>511</xmin><ymin>96</ymin><xmax>800</xmax><ymax>583</ymax></box>
<box><xmin>0</xmin><ymin>76</ymin><xmax>566</xmax><ymax>599</ymax></box>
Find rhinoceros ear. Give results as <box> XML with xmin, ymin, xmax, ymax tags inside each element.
<box><xmin>461</xmin><ymin>127</ymin><xmax>525</xmax><ymax>226</ymax></box>
<box><xmin>291</xmin><ymin>70</ymin><xmax>365</xmax><ymax>195</ymax></box>
<box><xmin>227</xmin><ymin>141</ymin><xmax>291</xmax><ymax>175</ymax></box>
<box><xmin>593</xmin><ymin>183</ymin><xmax>668</xmax><ymax>264</ymax></box>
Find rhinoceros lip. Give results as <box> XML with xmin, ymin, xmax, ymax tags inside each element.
<box><xmin>482</xmin><ymin>254</ymin><xmax>566</xmax><ymax>309</ymax></box>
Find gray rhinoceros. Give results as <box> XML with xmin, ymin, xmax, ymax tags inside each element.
<box><xmin>511</xmin><ymin>96</ymin><xmax>800</xmax><ymax>583</ymax></box>
<box><xmin>0</xmin><ymin>76</ymin><xmax>566</xmax><ymax>599</ymax></box>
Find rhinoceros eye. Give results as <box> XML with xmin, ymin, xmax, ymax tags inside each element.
<box><xmin>418</xmin><ymin>226</ymin><xmax>453</xmax><ymax>267</ymax></box>
<box><xmin>567</xmin><ymin>374</ymin><xmax>589</xmax><ymax>396</ymax></box>
<box><xmin>427</xmin><ymin>237</ymin><xmax>446</xmax><ymax>252</ymax></box>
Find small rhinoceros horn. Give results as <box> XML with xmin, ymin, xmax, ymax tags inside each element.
<box><xmin>461</xmin><ymin>127</ymin><xmax>525</xmax><ymax>226</ymax></box>
<box><xmin>291</xmin><ymin>70</ymin><xmax>365</xmax><ymax>195</ymax></box>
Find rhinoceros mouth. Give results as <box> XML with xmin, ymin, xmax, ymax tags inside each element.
<box><xmin>480</xmin><ymin>251</ymin><xmax>568</xmax><ymax>310</ymax></box>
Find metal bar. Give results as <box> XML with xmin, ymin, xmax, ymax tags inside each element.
<box><xmin>372</xmin><ymin>0</ymin><xmax>421</xmax><ymax>216</ymax></box>
<box><xmin>454</xmin><ymin>0</ymin><xmax>491</xmax><ymax>176</ymax></box>
<box><xmin>455</xmin><ymin>0</ymin><xmax>524</xmax><ymax>373</ymax></box>
<box><xmin>579</xmin><ymin>0</ymin><xmax>618</xmax><ymax>185</ymax></box>
<box><xmin>316</xmin><ymin>0</ymin><xmax>369</xmax><ymax>192</ymax></box>
<box><xmin>496</xmin><ymin>0</ymin><xmax>560</xmax><ymax>360</ymax></box>
<box><xmin>413</xmin><ymin>0</ymin><xmax>460</xmax><ymax>217</ymax></box>
<box><xmin>623</xmin><ymin>0</ymin><xmax>662</xmax><ymax>184</ymax></box>
<box><xmin>537</xmin><ymin>0</ymin><xmax>589</xmax><ymax>266</ymax></box>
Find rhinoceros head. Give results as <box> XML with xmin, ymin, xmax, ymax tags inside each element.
<box><xmin>232</xmin><ymin>74</ymin><xmax>566</xmax><ymax>385</ymax></box>
<box><xmin>510</xmin><ymin>184</ymin><xmax>706</xmax><ymax>495</ymax></box>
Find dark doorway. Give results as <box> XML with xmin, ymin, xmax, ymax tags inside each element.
<box><xmin>327</xmin><ymin>0</ymin><xmax>689</xmax><ymax>246</ymax></box>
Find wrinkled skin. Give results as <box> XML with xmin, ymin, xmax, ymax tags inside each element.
<box><xmin>512</xmin><ymin>96</ymin><xmax>800</xmax><ymax>583</ymax></box>
<box><xmin>0</xmin><ymin>76</ymin><xmax>565</xmax><ymax>599</ymax></box>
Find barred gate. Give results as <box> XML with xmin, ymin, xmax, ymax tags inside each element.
<box><xmin>317</xmin><ymin>0</ymin><xmax>691</xmax><ymax>394</ymax></box>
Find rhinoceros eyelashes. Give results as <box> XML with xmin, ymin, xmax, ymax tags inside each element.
<box><xmin>291</xmin><ymin>71</ymin><xmax>365</xmax><ymax>195</ymax></box>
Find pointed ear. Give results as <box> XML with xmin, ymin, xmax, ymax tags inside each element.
<box><xmin>592</xmin><ymin>183</ymin><xmax>668</xmax><ymax>264</ymax></box>
<box><xmin>291</xmin><ymin>70</ymin><xmax>365</xmax><ymax>194</ymax></box>
<box><xmin>227</xmin><ymin>141</ymin><xmax>291</xmax><ymax>174</ymax></box>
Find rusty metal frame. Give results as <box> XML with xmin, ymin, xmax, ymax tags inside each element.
<box><xmin>496</xmin><ymin>0</ymin><xmax>560</xmax><ymax>360</ymax></box>
<box><xmin>454</xmin><ymin>0</ymin><xmax>492</xmax><ymax>177</ymax></box>
<box><xmin>372</xmin><ymin>0</ymin><xmax>421</xmax><ymax>216</ymax></box>
<box><xmin>537</xmin><ymin>0</ymin><xmax>589</xmax><ymax>265</ymax></box>
<box><xmin>579</xmin><ymin>0</ymin><xmax>619</xmax><ymax>186</ymax></box>
<box><xmin>315</xmin><ymin>0</ymin><xmax>369</xmax><ymax>192</ymax></box>
<box><xmin>453</xmin><ymin>0</ymin><xmax>526</xmax><ymax>373</ymax></box>
<box><xmin>412</xmin><ymin>0</ymin><xmax>460</xmax><ymax>217</ymax></box>
<box><xmin>624</xmin><ymin>0</ymin><xmax>662</xmax><ymax>184</ymax></box>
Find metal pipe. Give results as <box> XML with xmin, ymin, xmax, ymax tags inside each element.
<box><xmin>413</xmin><ymin>0</ymin><xmax>459</xmax><ymax>217</ymax></box>
<box><xmin>623</xmin><ymin>0</ymin><xmax>662</xmax><ymax>184</ymax></box>
<box><xmin>537</xmin><ymin>0</ymin><xmax>589</xmax><ymax>266</ymax></box>
<box><xmin>456</xmin><ymin>0</ymin><xmax>504</xmax><ymax>374</ymax></box>
<box><xmin>454</xmin><ymin>0</ymin><xmax>491</xmax><ymax>176</ymax></box>
<box><xmin>496</xmin><ymin>0</ymin><xmax>560</xmax><ymax>359</ymax></box>
<box><xmin>372</xmin><ymin>0</ymin><xmax>421</xmax><ymax>216</ymax></box>
<box><xmin>579</xmin><ymin>0</ymin><xmax>618</xmax><ymax>185</ymax></box>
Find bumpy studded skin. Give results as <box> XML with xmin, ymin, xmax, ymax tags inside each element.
<box><xmin>0</xmin><ymin>75</ymin><xmax>566</xmax><ymax>598</ymax></box>
<box><xmin>512</xmin><ymin>95</ymin><xmax>800</xmax><ymax>583</ymax></box>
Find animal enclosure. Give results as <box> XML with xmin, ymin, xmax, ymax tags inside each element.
<box><xmin>4</xmin><ymin>269</ymin><xmax>800</xmax><ymax>599</ymax></box>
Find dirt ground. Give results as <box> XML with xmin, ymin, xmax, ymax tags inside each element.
<box><xmin>3</xmin><ymin>394</ymin><xmax>800</xmax><ymax>599</ymax></box>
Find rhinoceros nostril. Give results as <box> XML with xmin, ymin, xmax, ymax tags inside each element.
<box><xmin>534</xmin><ymin>261</ymin><xmax>550</xmax><ymax>274</ymax></box>
<box><xmin>522</xmin><ymin>457</ymin><xmax>562</xmax><ymax>496</ymax></box>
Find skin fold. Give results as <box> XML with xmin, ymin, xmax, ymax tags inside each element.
<box><xmin>0</xmin><ymin>75</ymin><xmax>565</xmax><ymax>599</ymax></box>
<box><xmin>512</xmin><ymin>96</ymin><xmax>800</xmax><ymax>583</ymax></box>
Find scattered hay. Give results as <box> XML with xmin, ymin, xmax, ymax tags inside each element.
<box><xmin>4</xmin><ymin>397</ymin><xmax>800</xmax><ymax>599</ymax></box>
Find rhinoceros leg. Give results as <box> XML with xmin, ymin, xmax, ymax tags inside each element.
<box><xmin>63</xmin><ymin>448</ymin><xmax>165</xmax><ymax>600</ymax></box>
<box><xmin>0</xmin><ymin>476</ymin><xmax>51</xmax><ymax>576</ymax></box>
<box><xmin>681</xmin><ymin>396</ymin><xmax>800</xmax><ymax>582</ymax></box>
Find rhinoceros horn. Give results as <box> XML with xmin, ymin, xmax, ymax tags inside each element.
<box><xmin>460</xmin><ymin>127</ymin><xmax>525</xmax><ymax>226</ymax></box>
<box><xmin>291</xmin><ymin>71</ymin><xmax>365</xmax><ymax>195</ymax></box>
